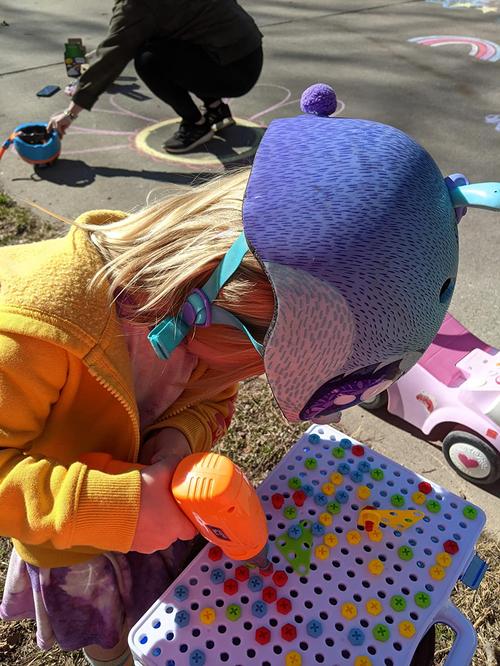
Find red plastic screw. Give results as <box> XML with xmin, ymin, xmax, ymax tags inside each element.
<box><xmin>272</xmin><ymin>493</ymin><xmax>285</xmax><ymax>510</ymax></box>
<box><xmin>292</xmin><ymin>490</ymin><xmax>307</xmax><ymax>507</ymax></box>
<box><xmin>223</xmin><ymin>579</ymin><xmax>238</xmax><ymax>596</ymax></box>
<box><xmin>262</xmin><ymin>586</ymin><xmax>277</xmax><ymax>603</ymax></box>
<box><xmin>260</xmin><ymin>562</ymin><xmax>274</xmax><ymax>577</ymax></box>
<box><xmin>352</xmin><ymin>445</ymin><xmax>365</xmax><ymax>457</ymax></box>
<box><xmin>255</xmin><ymin>626</ymin><xmax>271</xmax><ymax>645</ymax></box>
<box><xmin>281</xmin><ymin>623</ymin><xmax>297</xmax><ymax>642</ymax></box>
<box><xmin>443</xmin><ymin>540</ymin><xmax>459</xmax><ymax>555</ymax></box>
<box><xmin>277</xmin><ymin>597</ymin><xmax>292</xmax><ymax>615</ymax></box>
<box><xmin>418</xmin><ymin>481</ymin><xmax>432</xmax><ymax>495</ymax></box>
<box><xmin>208</xmin><ymin>546</ymin><xmax>223</xmax><ymax>561</ymax></box>
<box><xmin>235</xmin><ymin>565</ymin><xmax>250</xmax><ymax>582</ymax></box>
<box><xmin>272</xmin><ymin>570</ymin><xmax>288</xmax><ymax>588</ymax></box>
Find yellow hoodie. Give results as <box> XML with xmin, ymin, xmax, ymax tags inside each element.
<box><xmin>0</xmin><ymin>211</ymin><xmax>237</xmax><ymax>568</ymax></box>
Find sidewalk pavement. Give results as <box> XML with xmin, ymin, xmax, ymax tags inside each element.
<box><xmin>0</xmin><ymin>0</ymin><xmax>499</xmax><ymax>528</ymax></box>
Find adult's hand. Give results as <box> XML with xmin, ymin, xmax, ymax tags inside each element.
<box><xmin>47</xmin><ymin>111</ymin><xmax>73</xmax><ymax>137</ymax></box>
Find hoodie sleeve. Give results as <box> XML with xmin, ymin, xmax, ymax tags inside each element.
<box><xmin>0</xmin><ymin>333</ymin><xmax>140</xmax><ymax>552</ymax></box>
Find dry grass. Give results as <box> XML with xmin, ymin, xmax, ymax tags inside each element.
<box><xmin>0</xmin><ymin>199</ymin><xmax>499</xmax><ymax>665</ymax></box>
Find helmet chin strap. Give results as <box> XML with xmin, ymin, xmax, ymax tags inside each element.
<box><xmin>449</xmin><ymin>182</ymin><xmax>500</xmax><ymax>211</ymax></box>
<box><xmin>148</xmin><ymin>232</ymin><xmax>264</xmax><ymax>360</ymax></box>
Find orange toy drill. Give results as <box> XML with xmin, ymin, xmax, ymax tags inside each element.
<box><xmin>80</xmin><ymin>452</ymin><xmax>270</xmax><ymax>568</ymax></box>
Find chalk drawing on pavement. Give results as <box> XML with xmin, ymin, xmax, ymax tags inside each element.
<box><xmin>409</xmin><ymin>35</ymin><xmax>500</xmax><ymax>61</ymax></box>
<box><xmin>425</xmin><ymin>0</ymin><xmax>499</xmax><ymax>12</ymax></box>
<box><xmin>485</xmin><ymin>114</ymin><xmax>500</xmax><ymax>131</ymax></box>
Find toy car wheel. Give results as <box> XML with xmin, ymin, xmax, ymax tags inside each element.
<box><xmin>360</xmin><ymin>390</ymin><xmax>388</xmax><ymax>411</ymax></box>
<box><xmin>443</xmin><ymin>431</ymin><xmax>500</xmax><ymax>485</ymax></box>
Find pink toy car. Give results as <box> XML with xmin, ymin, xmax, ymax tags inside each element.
<box><xmin>362</xmin><ymin>313</ymin><xmax>500</xmax><ymax>485</ymax></box>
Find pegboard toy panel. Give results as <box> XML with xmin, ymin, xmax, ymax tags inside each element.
<box><xmin>129</xmin><ymin>425</ymin><xmax>486</xmax><ymax>666</ymax></box>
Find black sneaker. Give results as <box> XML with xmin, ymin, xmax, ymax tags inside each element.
<box><xmin>203</xmin><ymin>102</ymin><xmax>235</xmax><ymax>131</ymax></box>
<box><xmin>163</xmin><ymin>120</ymin><xmax>214</xmax><ymax>153</ymax></box>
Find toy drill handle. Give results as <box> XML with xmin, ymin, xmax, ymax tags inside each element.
<box><xmin>79</xmin><ymin>452</ymin><xmax>269</xmax><ymax>562</ymax></box>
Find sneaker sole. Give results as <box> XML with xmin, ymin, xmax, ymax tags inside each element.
<box><xmin>211</xmin><ymin>117</ymin><xmax>236</xmax><ymax>132</ymax></box>
<box><xmin>164</xmin><ymin>129</ymin><xmax>214</xmax><ymax>154</ymax></box>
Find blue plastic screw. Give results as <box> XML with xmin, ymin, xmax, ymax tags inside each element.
<box><xmin>252</xmin><ymin>600</ymin><xmax>268</xmax><ymax>618</ymax></box>
<box><xmin>350</xmin><ymin>470</ymin><xmax>364</xmax><ymax>483</ymax></box>
<box><xmin>174</xmin><ymin>610</ymin><xmax>190</xmax><ymax>628</ymax></box>
<box><xmin>338</xmin><ymin>463</ymin><xmax>351</xmax><ymax>475</ymax></box>
<box><xmin>189</xmin><ymin>650</ymin><xmax>206</xmax><ymax>666</ymax></box>
<box><xmin>348</xmin><ymin>627</ymin><xmax>365</xmax><ymax>646</ymax></box>
<box><xmin>335</xmin><ymin>489</ymin><xmax>350</xmax><ymax>504</ymax></box>
<box><xmin>311</xmin><ymin>522</ymin><xmax>326</xmax><ymax>537</ymax></box>
<box><xmin>306</xmin><ymin>619</ymin><xmax>323</xmax><ymax>638</ymax></box>
<box><xmin>210</xmin><ymin>568</ymin><xmax>226</xmax><ymax>584</ymax></box>
<box><xmin>288</xmin><ymin>524</ymin><xmax>303</xmax><ymax>540</ymax></box>
<box><xmin>302</xmin><ymin>483</ymin><xmax>314</xmax><ymax>497</ymax></box>
<box><xmin>314</xmin><ymin>493</ymin><xmax>328</xmax><ymax>506</ymax></box>
<box><xmin>174</xmin><ymin>585</ymin><xmax>189</xmax><ymax>601</ymax></box>
<box><xmin>339</xmin><ymin>438</ymin><xmax>352</xmax><ymax>449</ymax></box>
<box><xmin>248</xmin><ymin>575</ymin><xmax>264</xmax><ymax>592</ymax></box>
<box><xmin>308</xmin><ymin>433</ymin><xmax>321</xmax><ymax>444</ymax></box>
<box><xmin>358</xmin><ymin>461</ymin><xmax>371</xmax><ymax>473</ymax></box>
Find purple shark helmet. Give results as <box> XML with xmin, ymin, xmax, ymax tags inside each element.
<box><xmin>242</xmin><ymin>84</ymin><xmax>459</xmax><ymax>423</ymax></box>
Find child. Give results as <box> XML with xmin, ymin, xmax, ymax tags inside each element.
<box><xmin>1</xmin><ymin>85</ymin><xmax>498</xmax><ymax>665</ymax></box>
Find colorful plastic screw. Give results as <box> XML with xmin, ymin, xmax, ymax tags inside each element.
<box><xmin>315</xmin><ymin>544</ymin><xmax>330</xmax><ymax>560</ymax></box>
<box><xmin>398</xmin><ymin>545</ymin><xmax>414</xmax><ymax>561</ymax></box>
<box><xmin>324</xmin><ymin>533</ymin><xmax>338</xmax><ymax>548</ymax></box>
<box><xmin>306</xmin><ymin>619</ymin><xmax>323</xmax><ymax>638</ymax></box>
<box><xmin>339</xmin><ymin>438</ymin><xmax>352</xmax><ymax>449</ymax></box>
<box><xmin>174</xmin><ymin>610</ymin><xmax>190</xmax><ymax>628</ymax></box>
<box><xmin>414</xmin><ymin>591</ymin><xmax>432</xmax><ymax>609</ymax></box>
<box><xmin>341</xmin><ymin>602</ymin><xmax>358</xmax><ymax>620</ymax></box>
<box><xmin>319</xmin><ymin>512</ymin><xmax>333</xmax><ymax>527</ymax></box>
<box><xmin>311</xmin><ymin>521</ymin><xmax>326</xmax><ymax>537</ymax></box>
<box><xmin>288</xmin><ymin>476</ymin><xmax>302</xmax><ymax>490</ymax></box>
<box><xmin>225</xmin><ymin>604</ymin><xmax>241</xmax><ymax>621</ymax></box>
<box><xmin>322</xmin><ymin>482</ymin><xmax>335</xmax><ymax>496</ymax></box>
<box><xmin>348</xmin><ymin>627</ymin><xmax>365</xmax><ymax>646</ymax></box>
<box><xmin>338</xmin><ymin>463</ymin><xmax>351</xmax><ymax>475</ymax></box>
<box><xmin>208</xmin><ymin>546</ymin><xmax>223</xmax><ymax>561</ymax></box>
<box><xmin>281</xmin><ymin>623</ymin><xmax>297</xmax><ymax>642</ymax></box>
<box><xmin>372</xmin><ymin>623</ymin><xmax>390</xmax><ymax>642</ymax></box>
<box><xmin>354</xmin><ymin>658</ymin><xmax>372</xmax><ymax>666</ymax></box>
<box><xmin>463</xmin><ymin>505</ymin><xmax>478</xmax><ymax>520</ymax></box>
<box><xmin>358</xmin><ymin>461</ymin><xmax>371</xmax><ymax>473</ymax></box>
<box><xmin>288</xmin><ymin>524</ymin><xmax>303</xmax><ymax>540</ymax></box>
<box><xmin>285</xmin><ymin>651</ymin><xmax>302</xmax><ymax>666</ymax></box>
<box><xmin>277</xmin><ymin>597</ymin><xmax>292</xmax><ymax>615</ymax></box>
<box><xmin>350</xmin><ymin>470</ymin><xmax>364</xmax><ymax>483</ymax></box>
<box><xmin>301</xmin><ymin>483</ymin><xmax>314</xmax><ymax>497</ymax></box>
<box><xmin>357</xmin><ymin>485</ymin><xmax>371</xmax><ymax>500</ymax></box>
<box><xmin>399</xmin><ymin>620</ymin><xmax>416</xmax><ymax>638</ymax></box>
<box><xmin>272</xmin><ymin>493</ymin><xmax>285</xmax><ymax>510</ymax></box>
<box><xmin>235</xmin><ymin>565</ymin><xmax>250</xmax><ymax>582</ymax></box>
<box><xmin>305</xmin><ymin>457</ymin><xmax>318</xmax><ymax>470</ymax></box>
<box><xmin>390</xmin><ymin>494</ymin><xmax>405</xmax><ymax>508</ymax></box>
<box><xmin>255</xmin><ymin>626</ymin><xmax>271</xmax><ymax>645</ymax></box>
<box><xmin>189</xmin><ymin>649</ymin><xmax>206</xmax><ymax>666</ymax></box>
<box><xmin>443</xmin><ymin>540</ymin><xmax>459</xmax><ymax>555</ymax></box>
<box><xmin>370</xmin><ymin>468</ymin><xmax>384</xmax><ymax>481</ymax></box>
<box><xmin>252</xmin><ymin>600</ymin><xmax>268</xmax><ymax>619</ymax></box>
<box><xmin>330</xmin><ymin>472</ymin><xmax>344</xmax><ymax>485</ymax></box>
<box><xmin>199</xmin><ymin>608</ymin><xmax>216</xmax><ymax>625</ymax></box>
<box><xmin>262</xmin><ymin>586</ymin><xmax>277</xmax><ymax>603</ymax></box>
<box><xmin>260</xmin><ymin>562</ymin><xmax>274</xmax><ymax>577</ymax></box>
<box><xmin>248</xmin><ymin>575</ymin><xmax>264</xmax><ymax>592</ymax></box>
<box><xmin>390</xmin><ymin>595</ymin><xmax>407</xmax><ymax>612</ymax></box>
<box><xmin>418</xmin><ymin>481</ymin><xmax>432</xmax><ymax>495</ymax></box>
<box><xmin>411</xmin><ymin>491</ymin><xmax>426</xmax><ymax>505</ymax></box>
<box><xmin>174</xmin><ymin>585</ymin><xmax>189</xmax><ymax>601</ymax></box>
<box><xmin>223</xmin><ymin>579</ymin><xmax>238</xmax><ymax>596</ymax></box>
<box><xmin>429</xmin><ymin>565</ymin><xmax>446</xmax><ymax>581</ymax></box>
<box><xmin>308</xmin><ymin>433</ymin><xmax>321</xmax><ymax>445</ymax></box>
<box><xmin>346</xmin><ymin>530</ymin><xmax>362</xmax><ymax>545</ymax></box>
<box><xmin>352</xmin><ymin>445</ymin><xmax>365</xmax><ymax>457</ymax></box>
<box><xmin>327</xmin><ymin>501</ymin><xmax>341</xmax><ymax>515</ymax></box>
<box><xmin>293</xmin><ymin>490</ymin><xmax>307</xmax><ymax>507</ymax></box>
<box><xmin>331</xmin><ymin>447</ymin><xmax>345</xmax><ymax>459</ymax></box>
<box><xmin>368</xmin><ymin>559</ymin><xmax>384</xmax><ymax>576</ymax></box>
<box><xmin>365</xmin><ymin>599</ymin><xmax>382</xmax><ymax>616</ymax></box>
<box><xmin>273</xmin><ymin>570</ymin><xmax>288</xmax><ymax>587</ymax></box>
<box><xmin>426</xmin><ymin>499</ymin><xmax>441</xmax><ymax>513</ymax></box>
<box><xmin>210</xmin><ymin>568</ymin><xmax>225</xmax><ymax>584</ymax></box>
<box><xmin>284</xmin><ymin>505</ymin><xmax>298</xmax><ymax>520</ymax></box>
<box><xmin>436</xmin><ymin>552</ymin><xmax>452</xmax><ymax>568</ymax></box>
<box><xmin>314</xmin><ymin>493</ymin><xmax>328</xmax><ymax>507</ymax></box>
<box><xmin>368</xmin><ymin>527</ymin><xmax>383</xmax><ymax>542</ymax></box>
<box><xmin>335</xmin><ymin>489</ymin><xmax>349</xmax><ymax>504</ymax></box>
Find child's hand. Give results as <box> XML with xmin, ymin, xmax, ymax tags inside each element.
<box><xmin>131</xmin><ymin>456</ymin><xmax>197</xmax><ymax>554</ymax></box>
<box><xmin>139</xmin><ymin>427</ymin><xmax>192</xmax><ymax>465</ymax></box>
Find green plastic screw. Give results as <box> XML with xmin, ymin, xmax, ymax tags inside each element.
<box><xmin>370</xmin><ymin>468</ymin><xmax>384</xmax><ymax>481</ymax></box>
<box><xmin>426</xmin><ymin>499</ymin><xmax>441</xmax><ymax>514</ymax></box>
<box><xmin>326</xmin><ymin>501</ymin><xmax>341</xmax><ymax>515</ymax></box>
<box><xmin>463</xmin><ymin>505</ymin><xmax>478</xmax><ymax>520</ymax></box>
<box><xmin>331</xmin><ymin>447</ymin><xmax>345</xmax><ymax>459</ymax></box>
<box><xmin>284</xmin><ymin>506</ymin><xmax>298</xmax><ymax>520</ymax></box>
<box><xmin>390</xmin><ymin>494</ymin><xmax>405</xmax><ymax>508</ymax></box>
<box><xmin>414</xmin><ymin>592</ymin><xmax>431</xmax><ymax>609</ymax></box>
<box><xmin>226</xmin><ymin>604</ymin><xmax>241</xmax><ymax>621</ymax></box>
<box><xmin>398</xmin><ymin>545</ymin><xmax>414</xmax><ymax>561</ymax></box>
<box><xmin>390</xmin><ymin>595</ymin><xmax>407</xmax><ymax>612</ymax></box>
<box><xmin>304</xmin><ymin>458</ymin><xmax>318</xmax><ymax>470</ymax></box>
<box><xmin>288</xmin><ymin>476</ymin><xmax>302</xmax><ymax>490</ymax></box>
<box><xmin>372</xmin><ymin>624</ymin><xmax>390</xmax><ymax>642</ymax></box>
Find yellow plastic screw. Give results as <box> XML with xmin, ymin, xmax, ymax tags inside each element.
<box><xmin>315</xmin><ymin>544</ymin><xmax>330</xmax><ymax>560</ymax></box>
<box><xmin>330</xmin><ymin>472</ymin><xmax>344</xmax><ymax>485</ymax></box>
<box><xmin>285</xmin><ymin>651</ymin><xmax>302</xmax><ymax>666</ymax></box>
<box><xmin>324</xmin><ymin>533</ymin><xmax>338</xmax><ymax>548</ymax></box>
<box><xmin>200</xmin><ymin>607</ymin><xmax>216</xmax><ymax>625</ymax></box>
<box><xmin>368</xmin><ymin>559</ymin><xmax>384</xmax><ymax>576</ymax></box>
<box><xmin>322</xmin><ymin>482</ymin><xmax>335</xmax><ymax>496</ymax></box>
<box><xmin>357</xmin><ymin>485</ymin><xmax>371</xmax><ymax>500</ymax></box>
<box><xmin>341</xmin><ymin>602</ymin><xmax>358</xmax><ymax>620</ymax></box>
<box><xmin>412</xmin><ymin>491</ymin><xmax>426</xmax><ymax>505</ymax></box>
<box><xmin>365</xmin><ymin>599</ymin><xmax>382</xmax><ymax>616</ymax></box>
<box><xmin>319</xmin><ymin>512</ymin><xmax>333</xmax><ymax>527</ymax></box>
<box><xmin>346</xmin><ymin>530</ymin><xmax>362</xmax><ymax>545</ymax></box>
<box><xmin>436</xmin><ymin>552</ymin><xmax>452</xmax><ymax>568</ymax></box>
<box><xmin>399</xmin><ymin>620</ymin><xmax>416</xmax><ymax>638</ymax></box>
<box><xmin>429</xmin><ymin>564</ymin><xmax>446</xmax><ymax>581</ymax></box>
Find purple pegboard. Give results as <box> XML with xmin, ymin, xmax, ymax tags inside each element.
<box><xmin>129</xmin><ymin>425</ymin><xmax>485</xmax><ymax>666</ymax></box>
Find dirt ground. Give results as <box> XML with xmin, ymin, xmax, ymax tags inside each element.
<box><xmin>0</xmin><ymin>197</ymin><xmax>499</xmax><ymax>665</ymax></box>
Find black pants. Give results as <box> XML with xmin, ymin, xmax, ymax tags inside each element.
<box><xmin>135</xmin><ymin>41</ymin><xmax>263</xmax><ymax>123</ymax></box>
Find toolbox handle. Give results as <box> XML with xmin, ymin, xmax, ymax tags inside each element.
<box><xmin>433</xmin><ymin>602</ymin><xmax>477</xmax><ymax>666</ymax></box>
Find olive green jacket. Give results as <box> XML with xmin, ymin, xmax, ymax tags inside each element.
<box><xmin>73</xmin><ymin>0</ymin><xmax>262</xmax><ymax>110</ymax></box>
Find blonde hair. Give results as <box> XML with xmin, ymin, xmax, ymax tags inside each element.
<box><xmin>84</xmin><ymin>168</ymin><xmax>274</xmax><ymax>388</ymax></box>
